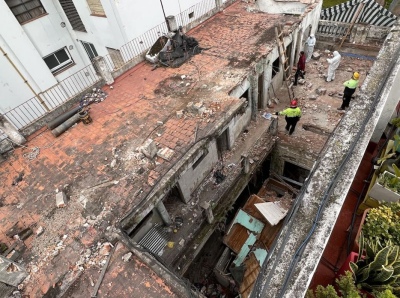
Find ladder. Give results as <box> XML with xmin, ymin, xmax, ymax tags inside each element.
<box><xmin>337</xmin><ymin>1</ymin><xmax>366</xmax><ymax>50</ymax></box>
<box><xmin>275</xmin><ymin>25</ymin><xmax>294</xmax><ymax>101</ymax></box>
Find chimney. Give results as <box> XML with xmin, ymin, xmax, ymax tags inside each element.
<box><xmin>166</xmin><ymin>16</ymin><xmax>178</xmax><ymax>32</ymax></box>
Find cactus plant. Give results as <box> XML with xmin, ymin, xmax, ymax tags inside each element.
<box><xmin>350</xmin><ymin>233</ymin><xmax>400</xmax><ymax>295</ymax></box>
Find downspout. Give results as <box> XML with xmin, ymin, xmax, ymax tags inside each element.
<box><xmin>0</xmin><ymin>45</ymin><xmax>50</xmax><ymax>111</ymax></box>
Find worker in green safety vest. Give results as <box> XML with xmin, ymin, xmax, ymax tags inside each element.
<box><xmin>275</xmin><ymin>100</ymin><xmax>302</xmax><ymax>135</ymax></box>
<box><xmin>338</xmin><ymin>72</ymin><xmax>359</xmax><ymax>110</ymax></box>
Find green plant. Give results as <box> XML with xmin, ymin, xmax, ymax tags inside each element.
<box><xmin>362</xmin><ymin>204</ymin><xmax>400</xmax><ymax>247</ymax></box>
<box><xmin>390</xmin><ymin>118</ymin><xmax>400</xmax><ymax>128</ymax></box>
<box><xmin>374</xmin><ymin>289</ymin><xmax>397</xmax><ymax>298</ymax></box>
<box><xmin>336</xmin><ymin>271</ymin><xmax>362</xmax><ymax>298</ymax></box>
<box><xmin>350</xmin><ymin>234</ymin><xmax>400</xmax><ymax>295</ymax></box>
<box><xmin>378</xmin><ymin>164</ymin><xmax>400</xmax><ymax>194</ymax></box>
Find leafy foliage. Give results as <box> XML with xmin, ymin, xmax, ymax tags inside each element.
<box><xmin>350</xmin><ymin>235</ymin><xmax>400</xmax><ymax>295</ymax></box>
<box><xmin>374</xmin><ymin>289</ymin><xmax>398</xmax><ymax>298</ymax></box>
<box><xmin>378</xmin><ymin>167</ymin><xmax>400</xmax><ymax>194</ymax></box>
<box><xmin>362</xmin><ymin>204</ymin><xmax>400</xmax><ymax>247</ymax></box>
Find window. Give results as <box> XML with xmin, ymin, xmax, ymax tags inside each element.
<box><xmin>271</xmin><ymin>57</ymin><xmax>280</xmax><ymax>78</ymax></box>
<box><xmin>59</xmin><ymin>0</ymin><xmax>86</xmax><ymax>32</ymax></box>
<box><xmin>6</xmin><ymin>0</ymin><xmax>47</xmax><ymax>24</ymax></box>
<box><xmin>43</xmin><ymin>48</ymin><xmax>74</xmax><ymax>74</ymax></box>
<box><xmin>87</xmin><ymin>0</ymin><xmax>106</xmax><ymax>16</ymax></box>
<box><xmin>188</xmin><ymin>12</ymin><xmax>194</xmax><ymax>19</ymax></box>
<box><xmin>81</xmin><ymin>41</ymin><xmax>98</xmax><ymax>60</ymax></box>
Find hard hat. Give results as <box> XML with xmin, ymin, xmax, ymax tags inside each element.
<box><xmin>290</xmin><ymin>100</ymin><xmax>297</xmax><ymax>108</ymax></box>
<box><xmin>353</xmin><ymin>72</ymin><xmax>360</xmax><ymax>80</ymax></box>
<box><xmin>310</xmin><ymin>34</ymin><xmax>314</xmax><ymax>38</ymax></box>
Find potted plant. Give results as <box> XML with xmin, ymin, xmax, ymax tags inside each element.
<box><xmin>306</xmin><ymin>271</ymin><xmax>362</xmax><ymax>298</ymax></box>
<box><xmin>369</xmin><ymin>164</ymin><xmax>400</xmax><ymax>202</ymax></box>
<box><xmin>354</xmin><ymin>203</ymin><xmax>400</xmax><ymax>253</ymax></box>
<box><xmin>361</xmin><ymin>204</ymin><xmax>400</xmax><ymax>247</ymax></box>
<box><xmin>349</xmin><ymin>234</ymin><xmax>400</xmax><ymax>296</ymax></box>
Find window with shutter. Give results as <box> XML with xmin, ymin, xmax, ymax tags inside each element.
<box><xmin>59</xmin><ymin>0</ymin><xmax>86</xmax><ymax>32</ymax></box>
<box><xmin>5</xmin><ymin>0</ymin><xmax>47</xmax><ymax>24</ymax></box>
<box><xmin>87</xmin><ymin>0</ymin><xmax>106</xmax><ymax>16</ymax></box>
<box><xmin>81</xmin><ymin>41</ymin><xmax>98</xmax><ymax>60</ymax></box>
<box><xmin>43</xmin><ymin>47</ymin><xmax>74</xmax><ymax>74</ymax></box>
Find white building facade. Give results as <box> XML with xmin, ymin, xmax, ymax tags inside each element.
<box><xmin>0</xmin><ymin>0</ymin><xmax>218</xmax><ymax>131</ymax></box>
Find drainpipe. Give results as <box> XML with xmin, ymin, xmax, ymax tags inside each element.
<box><xmin>0</xmin><ymin>45</ymin><xmax>49</xmax><ymax>111</ymax></box>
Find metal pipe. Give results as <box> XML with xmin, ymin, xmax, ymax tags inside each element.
<box><xmin>47</xmin><ymin>106</ymin><xmax>81</xmax><ymax>129</ymax></box>
<box><xmin>51</xmin><ymin>113</ymin><xmax>80</xmax><ymax>137</ymax></box>
<box><xmin>0</xmin><ymin>45</ymin><xmax>50</xmax><ymax>111</ymax></box>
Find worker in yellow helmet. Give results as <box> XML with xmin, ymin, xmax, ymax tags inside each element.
<box><xmin>337</xmin><ymin>72</ymin><xmax>359</xmax><ymax>111</ymax></box>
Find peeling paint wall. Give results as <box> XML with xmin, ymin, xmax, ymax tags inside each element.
<box><xmin>177</xmin><ymin>140</ymin><xmax>218</xmax><ymax>203</ymax></box>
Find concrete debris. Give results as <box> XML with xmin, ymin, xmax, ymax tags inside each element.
<box><xmin>141</xmin><ymin>139</ymin><xmax>157</xmax><ymax>159</ymax></box>
<box><xmin>181</xmin><ymin>75</ymin><xmax>186</xmax><ymax>80</ymax></box>
<box><xmin>312</xmin><ymin>52</ymin><xmax>321</xmax><ymax>60</ymax></box>
<box><xmin>56</xmin><ymin>191</ymin><xmax>67</xmax><ymax>208</ymax></box>
<box><xmin>110</xmin><ymin>159</ymin><xmax>117</xmax><ymax>168</ymax></box>
<box><xmin>176</xmin><ymin>110</ymin><xmax>184</xmax><ymax>119</ymax></box>
<box><xmin>186</xmin><ymin>102</ymin><xmax>194</xmax><ymax>112</ymax></box>
<box><xmin>193</xmin><ymin>102</ymin><xmax>204</xmax><ymax>113</ymax></box>
<box><xmin>179</xmin><ymin>239</ymin><xmax>185</xmax><ymax>246</ymax></box>
<box><xmin>309</xmin><ymin>94</ymin><xmax>318</xmax><ymax>100</ymax></box>
<box><xmin>80</xmin><ymin>88</ymin><xmax>108</xmax><ymax>106</ymax></box>
<box><xmin>122</xmin><ymin>252</ymin><xmax>132</xmax><ymax>262</ymax></box>
<box><xmin>316</xmin><ymin>87</ymin><xmax>327</xmax><ymax>95</ymax></box>
<box><xmin>99</xmin><ymin>242</ymin><xmax>113</xmax><ymax>256</ymax></box>
<box><xmin>298</xmin><ymin>79</ymin><xmax>306</xmax><ymax>85</ymax></box>
<box><xmin>157</xmin><ymin>147</ymin><xmax>175</xmax><ymax>161</ymax></box>
<box><xmin>35</xmin><ymin>226</ymin><xmax>44</xmax><ymax>236</ymax></box>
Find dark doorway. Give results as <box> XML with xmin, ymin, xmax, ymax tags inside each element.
<box><xmin>217</xmin><ymin>129</ymin><xmax>229</xmax><ymax>158</ymax></box>
<box><xmin>258</xmin><ymin>72</ymin><xmax>264</xmax><ymax>109</ymax></box>
<box><xmin>282</xmin><ymin>161</ymin><xmax>310</xmax><ymax>188</ymax></box>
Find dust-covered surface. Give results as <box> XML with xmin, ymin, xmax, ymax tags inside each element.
<box><xmin>252</xmin><ymin>24</ymin><xmax>400</xmax><ymax>298</ymax></box>
<box><xmin>0</xmin><ymin>2</ymin><xmax>303</xmax><ymax>297</ymax></box>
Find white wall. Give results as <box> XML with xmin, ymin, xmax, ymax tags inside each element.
<box><xmin>0</xmin><ymin>1</ymin><xmax>58</xmax><ymax>113</ymax></box>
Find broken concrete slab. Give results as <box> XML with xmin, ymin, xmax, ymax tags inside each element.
<box><xmin>141</xmin><ymin>139</ymin><xmax>157</xmax><ymax>159</ymax></box>
<box><xmin>316</xmin><ymin>87</ymin><xmax>327</xmax><ymax>95</ymax></box>
<box><xmin>0</xmin><ymin>255</ymin><xmax>28</xmax><ymax>287</ymax></box>
<box><xmin>157</xmin><ymin>147</ymin><xmax>174</xmax><ymax>161</ymax></box>
<box><xmin>312</xmin><ymin>52</ymin><xmax>321</xmax><ymax>60</ymax></box>
<box><xmin>56</xmin><ymin>191</ymin><xmax>67</xmax><ymax>208</ymax></box>
<box><xmin>308</xmin><ymin>94</ymin><xmax>318</xmax><ymax>100</ymax></box>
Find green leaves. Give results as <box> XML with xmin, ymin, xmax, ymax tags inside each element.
<box><xmin>351</xmin><ymin>235</ymin><xmax>400</xmax><ymax>295</ymax></box>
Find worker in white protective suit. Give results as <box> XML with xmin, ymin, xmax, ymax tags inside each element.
<box><xmin>326</xmin><ymin>51</ymin><xmax>341</xmax><ymax>82</ymax></box>
<box><xmin>305</xmin><ymin>34</ymin><xmax>316</xmax><ymax>62</ymax></box>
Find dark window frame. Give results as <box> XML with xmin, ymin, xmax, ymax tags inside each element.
<box><xmin>43</xmin><ymin>47</ymin><xmax>74</xmax><ymax>74</ymax></box>
<box><xmin>81</xmin><ymin>41</ymin><xmax>98</xmax><ymax>61</ymax></box>
<box><xmin>59</xmin><ymin>0</ymin><xmax>86</xmax><ymax>32</ymax></box>
<box><xmin>5</xmin><ymin>0</ymin><xmax>47</xmax><ymax>24</ymax></box>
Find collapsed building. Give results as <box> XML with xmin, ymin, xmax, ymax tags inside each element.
<box><xmin>0</xmin><ymin>0</ymin><xmax>399</xmax><ymax>297</ymax></box>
